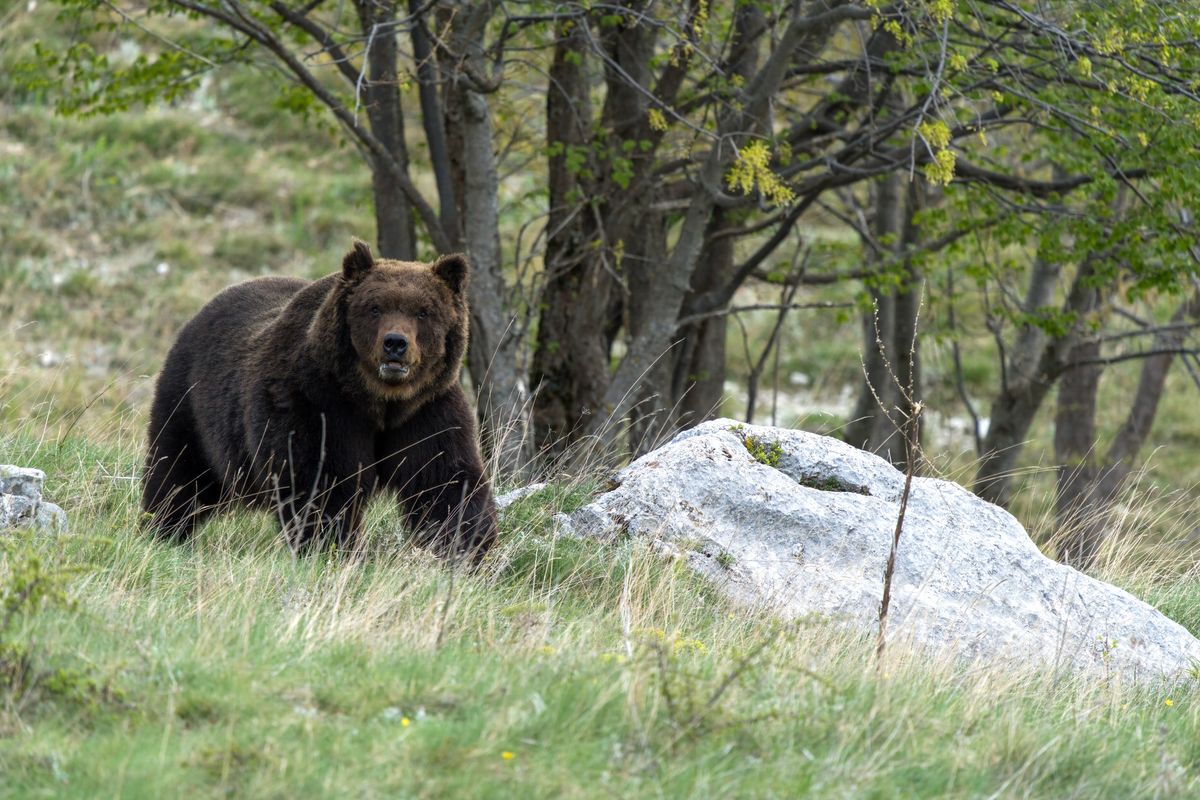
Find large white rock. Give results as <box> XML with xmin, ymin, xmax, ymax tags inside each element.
<box><xmin>562</xmin><ymin>420</ymin><xmax>1200</xmax><ymax>682</ymax></box>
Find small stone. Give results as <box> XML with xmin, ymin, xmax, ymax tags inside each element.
<box><xmin>0</xmin><ymin>465</ymin><xmax>45</xmax><ymax>501</ymax></box>
<box><xmin>38</xmin><ymin>350</ymin><xmax>64</xmax><ymax>368</ymax></box>
<box><xmin>1</xmin><ymin>466</ymin><xmax>66</xmax><ymax>534</ymax></box>
<box><xmin>34</xmin><ymin>502</ymin><xmax>67</xmax><ymax>533</ymax></box>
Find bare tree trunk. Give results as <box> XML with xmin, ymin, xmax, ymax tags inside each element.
<box><xmin>408</xmin><ymin>0</ymin><xmax>458</xmax><ymax>242</ymax></box>
<box><xmin>974</xmin><ymin>257</ymin><xmax>1098</xmax><ymax>506</ymax></box>
<box><xmin>1053</xmin><ymin>337</ymin><xmax>1102</xmax><ymax>552</ymax></box>
<box><xmin>890</xmin><ymin>283</ymin><xmax>922</xmax><ymax>467</ymax></box>
<box><xmin>673</xmin><ymin>210</ymin><xmax>738</xmax><ymax>429</ymax></box>
<box><xmin>438</xmin><ymin>1</ymin><xmax>531</xmax><ymax>476</ymax></box>
<box><xmin>891</xmin><ymin>179</ymin><xmax>926</xmax><ymax>472</ymax></box>
<box><xmin>457</xmin><ymin>86</ymin><xmax>530</xmax><ymax>475</ymax></box>
<box><xmin>845</xmin><ymin>289</ymin><xmax>897</xmax><ymax>450</ymax></box>
<box><xmin>974</xmin><ymin>376</ymin><xmax>1055</xmax><ymax>506</ymax></box>
<box><xmin>583</xmin><ymin>153</ymin><xmax>721</xmax><ymax>440</ymax></box>
<box><xmin>1009</xmin><ymin>255</ymin><xmax>1063</xmax><ymax>387</ymax></box>
<box><xmin>846</xmin><ymin>171</ymin><xmax>905</xmax><ymax>457</ymax></box>
<box><xmin>603</xmin><ymin>9</ymin><xmax>677</xmax><ymax>456</ymax></box>
<box><xmin>670</xmin><ymin>5</ymin><xmax>765</xmax><ymax>433</ymax></box>
<box><xmin>355</xmin><ymin>0</ymin><xmax>416</xmax><ymax>260</ymax></box>
<box><xmin>529</xmin><ymin>22</ymin><xmax>616</xmax><ymax>458</ymax></box>
<box><xmin>1056</xmin><ymin>295</ymin><xmax>1197</xmax><ymax>568</ymax></box>
<box><xmin>626</xmin><ymin>218</ymin><xmax>672</xmax><ymax>455</ymax></box>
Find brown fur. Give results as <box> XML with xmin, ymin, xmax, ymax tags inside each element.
<box><xmin>141</xmin><ymin>240</ymin><xmax>497</xmax><ymax>559</ymax></box>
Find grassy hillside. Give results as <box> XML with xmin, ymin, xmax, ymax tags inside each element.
<box><xmin>0</xmin><ymin>99</ymin><xmax>367</xmax><ymax>428</ymax></box>
<box><xmin>2</xmin><ymin>428</ymin><xmax>1200</xmax><ymax>798</ymax></box>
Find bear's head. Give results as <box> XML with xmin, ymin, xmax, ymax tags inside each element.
<box><xmin>336</xmin><ymin>240</ymin><xmax>469</xmax><ymax>402</ymax></box>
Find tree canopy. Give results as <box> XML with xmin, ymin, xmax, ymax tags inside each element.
<box><xmin>21</xmin><ymin>0</ymin><xmax>1200</xmax><ymax>563</ymax></box>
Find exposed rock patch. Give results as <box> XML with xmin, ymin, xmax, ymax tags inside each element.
<box><xmin>496</xmin><ymin>483</ymin><xmax>549</xmax><ymax>511</ymax></box>
<box><xmin>560</xmin><ymin>420</ymin><xmax>1200</xmax><ymax>683</ymax></box>
<box><xmin>0</xmin><ymin>465</ymin><xmax>67</xmax><ymax>533</ymax></box>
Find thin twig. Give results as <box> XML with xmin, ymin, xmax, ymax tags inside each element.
<box><xmin>676</xmin><ymin>300</ymin><xmax>850</xmax><ymax>328</ymax></box>
<box><xmin>875</xmin><ymin>400</ymin><xmax>922</xmax><ymax>667</ymax></box>
<box><xmin>353</xmin><ymin>22</ymin><xmax>379</xmax><ymax>121</ymax></box>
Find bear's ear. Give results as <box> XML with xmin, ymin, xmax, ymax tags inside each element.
<box><xmin>342</xmin><ymin>239</ymin><xmax>375</xmax><ymax>281</ymax></box>
<box><xmin>432</xmin><ymin>253</ymin><xmax>469</xmax><ymax>297</ymax></box>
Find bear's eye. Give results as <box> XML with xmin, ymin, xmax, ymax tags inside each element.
<box><xmin>417</xmin><ymin>309</ymin><xmax>429</xmax><ymax>320</ymax></box>
<box><xmin>370</xmin><ymin>305</ymin><xmax>382</xmax><ymax>318</ymax></box>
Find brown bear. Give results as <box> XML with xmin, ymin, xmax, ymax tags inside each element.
<box><xmin>141</xmin><ymin>240</ymin><xmax>498</xmax><ymax>560</ymax></box>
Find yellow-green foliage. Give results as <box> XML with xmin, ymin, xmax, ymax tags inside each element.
<box><xmin>725</xmin><ymin>141</ymin><xmax>795</xmax><ymax>207</ymax></box>
<box><xmin>918</xmin><ymin>119</ymin><xmax>957</xmax><ymax>186</ymax></box>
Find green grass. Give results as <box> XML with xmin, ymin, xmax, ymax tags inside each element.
<box><xmin>3</xmin><ymin>426</ymin><xmax>1200</xmax><ymax>797</ymax></box>
<box><xmin>0</xmin><ymin>92</ymin><xmax>370</xmax><ymax>433</ymax></box>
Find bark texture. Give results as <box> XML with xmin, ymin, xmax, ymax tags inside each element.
<box><xmin>1055</xmin><ymin>296</ymin><xmax>1198</xmax><ymax>569</ymax></box>
<box><xmin>974</xmin><ymin>257</ymin><xmax>1100</xmax><ymax>507</ymax></box>
<box><xmin>440</xmin><ymin>0</ymin><xmax>532</xmax><ymax>475</ymax></box>
<box><xmin>354</xmin><ymin>0</ymin><xmax>416</xmax><ymax>260</ymax></box>
<box><xmin>529</xmin><ymin>22</ymin><xmax>617</xmax><ymax>457</ymax></box>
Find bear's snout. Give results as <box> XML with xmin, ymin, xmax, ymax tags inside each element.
<box><xmin>374</xmin><ymin>317</ymin><xmax>420</xmax><ymax>384</ymax></box>
<box><xmin>383</xmin><ymin>332</ymin><xmax>408</xmax><ymax>360</ymax></box>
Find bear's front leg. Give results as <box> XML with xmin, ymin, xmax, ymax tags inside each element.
<box><xmin>264</xmin><ymin>416</ymin><xmax>375</xmax><ymax>553</ymax></box>
<box><xmin>274</xmin><ymin>472</ymin><xmax>366</xmax><ymax>553</ymax></box>
<box><xmin>378</xmin><ymin>395</ymin><xmax>498</xmax><ymax>563</ymax></box>
<box><xmin>402</xmin><ymin>461</ymin><xmax>497</xmax><ymax>562</ymax></box>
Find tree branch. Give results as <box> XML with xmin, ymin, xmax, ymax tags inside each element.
<box><xmin>954</xmin><ymin>160</ymin><xmax>1148</xmax><ymax>197</ymax></box>
<box><xmin>167</xmin><ymin>0</ymin><xmax>449</xmax><ymax>252</ymax></box>
<box><xmin>408</xmin><ymin>0</ymin><xmax>459</xmax><ymax>242</ymax></box>
<box><xmin>1061</xmin><ymin>348</ymin><xmax>1200</xmax><ymax>371</ymax></box>
<box><xmin>676</xmin><ymin>300</ymin><xmax>852</xmax><ymax>328</ymax></box>
<box><xmin>267</xmin><ymin>1</ymin><xmax>360</xmax><ymax>86</ymax></box>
